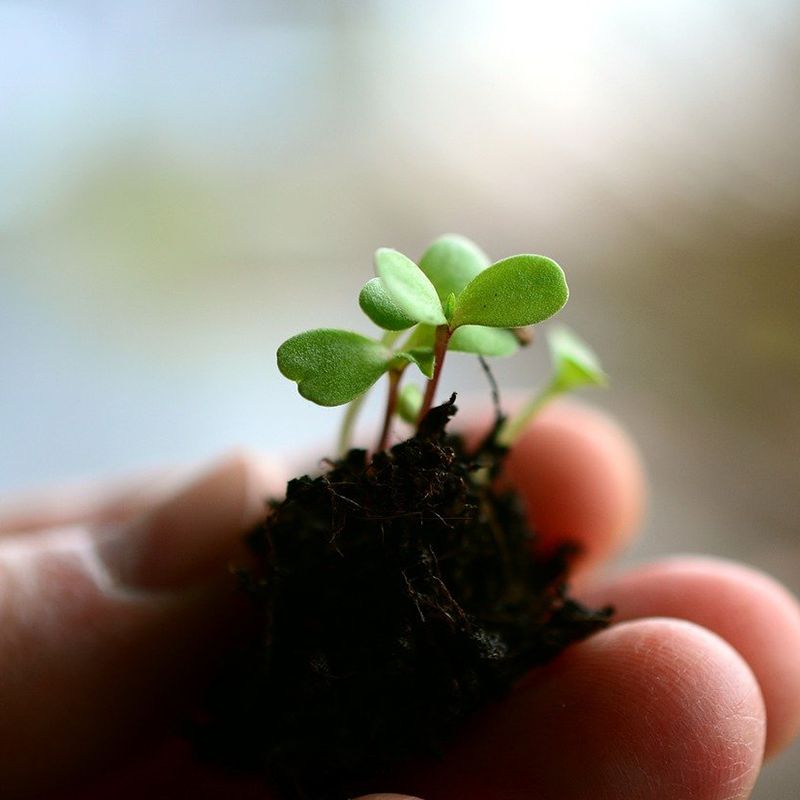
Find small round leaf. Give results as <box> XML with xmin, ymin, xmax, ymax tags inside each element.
<box><xmin>449</xmin><ymin>325</ymin><xmax>519</xmax><ymax>357</ymax></box>
<box><xmin>419</xmin><ymin>234</ymin><xmax>490</xmax><ymax>301</ymax></box>
<box><xmin>397</xmin><ymin>383</ymin><xmax>423</xmax><ymax>423</ymax></box>
<box><xmin>451</xmin><ymin>254</ymin><xmax>569</xmax><ymax>329</ymax></box>
<box><xmin>392</xmin><ymin>347</ymin><xmax>435</xmax><ymax>379</ymax></box>
<box><xmin>443</xmin><ymin>292</ymin><xmax>457</xmax><ymax>323</ymax></box>
<box><xmin>277</xmin><ymin>329</ymin><xmax>391</xmax><ymax>406</ymax></box>
<box><xmin>547</xmin><ymin>325</ymin><xmax>607</xmax><ymax>392</ymax></box>
<box><xmin>375</xmin><ymin>248</ymin><xmax>447</xmax><ymax>326</ymax></box>
<box><xmin>359</xmin><ymin>278</ymin><xmax>417</xmax><ymax>330</ymax></box>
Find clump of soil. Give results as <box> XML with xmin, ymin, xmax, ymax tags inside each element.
<box><xmin>192</xmin><ymin>396</ymin><xmax>611</xmax><ymax>799</ymax></box>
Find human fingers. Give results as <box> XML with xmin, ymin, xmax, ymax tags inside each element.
<box><xmin>499</xmin><ymin>402</ymin><xmax>645</xmax><ymax>576</ymax></box>
<box><xmin>0</xmin><ymin>467</ymin><xmax>193</xmax><ymax>535</ymax></box>
<box><xmin>0</xmin><ymin>451</ymin><xmax>284</xmax><ymax>799</ymax></box>
<box><xmin>50</xmin><ymin>738</ymin><xmax>272</xmax><ymax>800</ymax></box>
<box><xmin>580</xmin><ymin>556</ymin><xmax>800</xmax><ymax>757</ymax></box>
<box><xmin>401</xmin><ymin>618</ymin><xmax>765</xmax><ymax>800</ymax></box>
<box><xmin>62</xmin><ymin>622</ymin><xmax>768</xmax><ymax>800</ymax></box>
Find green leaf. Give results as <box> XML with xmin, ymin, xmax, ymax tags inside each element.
<box><xmin>419</xmin><ymin>234</ymin><xmax>490</xmax><ymax>301</ymax></box>
<box><xmin>443</xmin><ymin>292</ymin><xmax>457</xmax><ymax>323</ymax></box>
<box><xmin>375</xmin><ymin>248</ymin><xmax>447</xmax><ymax>326</ymax></box>
<box><xmin>397</xmin><ymin>383</ymin><xmax>423</xmax><ymax>424</ymax></box>
<box><xmin>547</xmin><ymin>325</ymin><xmax>607</xmax><ymax>392</ymax></box>
<box><xmin>359</xmin><ymin>278</ymin><xmax>418</xmax><ymax>331</ymax></box>
<box><xmin>392</xmin><ymin>347</ymin><xmax>435</xmax><ymax>379</ymax></box>
<box><xmin>404</xmin><ymin>323</ymin><xmax>518</xmax><ymax>358</ymax></box>
<box><xmin>449</xmin><ymin>325</ymin><xmax>519</xmax><ymax>357</ymax></box>
<box><xmin>496</xmin><ymin>325</ymin><xmax>606</xmax><ymax>447</ymax></box>
<box><xmin>277</xmin><ymin>329</ymin><xmax>391</xmax><ymax>406</ymax></box>
<box><xmin>402</xmin><ymin>323</ymin><xmax>436</xmax><ymax>350</ymax></box>
<box><xmin>451</xmin><ymin>254</ymin><xmax>569</xmax><ymax>329</ymax></box>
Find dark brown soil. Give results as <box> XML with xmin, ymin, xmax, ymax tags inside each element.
<box><xmin>191</xmin><ymin>396</ymin><xmax>612</xmax><ymax>799</ymax></box>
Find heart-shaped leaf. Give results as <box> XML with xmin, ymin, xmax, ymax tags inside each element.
<box><xmin>392</xmin><ymin>347</ymin><xmax>435</xmax><ymax>379</ymax></box>
<box><xmin>359</xmin><ymin>278</ymin><xmax>418</xmax><ymax>330</ymax></box>
<box><xmin>397</xmin><ymin>383</ymin><xmax>423</xmax><ymax>423</ymax></box>
<box><xmin>277</xmin><ymin>329</ymin><xmax>391</xmax><ymax>406</ymax></box>
<box><xmin>547</xmin><ymin>325</ymin><xmax>607</xmax><ymax>392</ymax></box>
<box><xmin>375</xmin><ymin>248</ymin><xmax>447</xmax><ymax>326</ymax></box>
<box><xmin>451</xmin><ymin>254</ymin><xmax>568</xmax><ymax>329</ymax></box>
<box><xmin>419</xmin><ymin>234</ymin><xmax>490</xmax><ymax>302</ymax></box>
<box><xmin>449</xmin><ymin>325</ymin><xmax>519</xmax><ymax>357</ymax></box>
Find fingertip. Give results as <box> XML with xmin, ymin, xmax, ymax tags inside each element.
<box><xmin>97</xmin><ymin>449</ymin><xmax>285</xmax><ymax>591</ymax></box>
<box><xmin>219</xmin><ymin>448</ymin><xmax>289</xmax><ymax>526</ymax></box>
<box><xmin>503</xmin><ymin>402</ymin><xmax>645</xmax><ymax>573</ymax></box>
<box><xmin>408</xmin><ymin>618</ymin><xmax>765</xmax><ymax>800</ymax></box>
<box><xmin>584</xmin><ymin>556</ymin><xmax>800</xmax><ymax>757</ymax></box>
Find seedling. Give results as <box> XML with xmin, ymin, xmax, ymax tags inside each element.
<box><xmin>195</xmin><ymin>235</ymin><xmax>611</xmax><ymax>800</ymax></box>
<box><xmin>277</xmin><ymin>234</ymin><xmax>605</xmax><ymax>452</ymax></box>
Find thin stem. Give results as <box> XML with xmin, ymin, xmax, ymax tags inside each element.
<box><xmin>417</xmin><ymin>325</ymin><xmax>451</xmax><ymax>424</ymax></box>
<box><xmin>377</xmin><ymin>368</ymin><xmax>402</xmax><ymax>452</ymax></box>
<box><xmin>337</xmin><ymin>391</ymin><xmax>368</xmax><ymax>458</ymax></box>
<box><xmin>478</xmin><ymin>355</ymin><xmax>502</xmax><ymax>427</ymax></box>
<box><xmin>495</xmin><ymin>382</ymin><xmax>558</xmax><ymax>447</ymax></box>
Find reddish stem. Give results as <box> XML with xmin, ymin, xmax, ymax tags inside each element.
<box><xmin>377</xmin><ymin>369</ymin><xmax>402</xmax><ymax>452</ymax></box>
<box><xmin>417</xmin><ymin>325</ymin><xmax>451</xmax><ymax>425</ymax></box>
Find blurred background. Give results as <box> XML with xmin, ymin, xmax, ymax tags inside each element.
<box><xmin>1</xmin><ymin>1</ymin><xmax>798</xmax><ymax>794</ymax></box>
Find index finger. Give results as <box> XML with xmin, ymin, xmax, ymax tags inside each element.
<box><xmin>498</xmin><ymin>402</ymin><xmax>645</xmax><ymax>577</ymax></box>
<box><xmin>0</xmin><ymin>467</ymin><xmax>190</xmax><ymax>535</ymax></box>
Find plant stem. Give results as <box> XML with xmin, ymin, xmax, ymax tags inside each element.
<box><xmin>495</xmin><ymin>383</ymin><xmax>557</xmax><ymax>447</ymax></box>
<box><xmin>337</xmin><ymin>391</ymin><xmax>368</xmax><ymax>458</ymax></box>
<box><xmin>417</xmin><ymin>324</ymin><xmax>452</xmax><ymax>424</ymax></box>
<box><xmin>377</xmin><ymin>368</ymin><xmax>402</xmax><ymax>452</ymax></box>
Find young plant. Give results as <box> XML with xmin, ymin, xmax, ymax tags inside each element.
<box><xmin>199</xmin><ymin>236</ymin><xmax>612</xmax><ymax>799</ymax></box>
<box><xmin>278</xmin><ymin>235</ymin><xmax>599</xmax><ymax>452</ymax></box>
<box><xmin>497</xmin><ymin>324</ymin><xmax>607</xmax><ymax>445</ymax></box>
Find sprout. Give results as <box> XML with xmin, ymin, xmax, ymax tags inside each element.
<box><xmin>496</xmin><ymin>325</ymin><xmax>607</xmax><ymax>446</ymax></box>
<box><xmin>276</xmin><ymin>236</ymin><xmax>601</xmax><ymax>454</ymax></box>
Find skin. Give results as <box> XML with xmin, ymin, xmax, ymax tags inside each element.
<box><xmin>1</xmin><ymin>404</ymin><xmax>799</xmax><ymax>799</ymax></box>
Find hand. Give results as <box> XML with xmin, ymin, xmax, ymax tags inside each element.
<box><xmin>1</xmin><ymin>405</ymin><xmax>799</xmax><ymax>799</ymax></box>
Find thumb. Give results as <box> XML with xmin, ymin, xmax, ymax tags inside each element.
<box><xmin>0</xmin><ymin>453</ymin><xmax>282</xmax><ymax>798</ymax></box>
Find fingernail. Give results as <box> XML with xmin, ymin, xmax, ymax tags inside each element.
<box><xmin>96</xmin><ymin>452</ymin><xmax>280</xmax><ymax>591</ymax></box>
